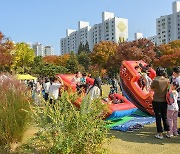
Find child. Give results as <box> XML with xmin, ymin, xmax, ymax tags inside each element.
<box><xmin>79</xmin><ymin>73</ymin><xmax>88</xmax><ymax>93</ymax></box>
<box><xmin>166</xmin><ymin>82</ymin><xmax>179</xmax><ymax>137</ymax></box>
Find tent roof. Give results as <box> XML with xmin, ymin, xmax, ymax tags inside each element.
<box><xmin>17</xmin><ymin>74</ymin><xmax>37</xmax><ymax>80</ymax></box>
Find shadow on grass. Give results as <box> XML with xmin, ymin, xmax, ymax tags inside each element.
<box><xmin>108</xmin><ymin>125</ymin><xmax>180</xmax><ymax>145</ymax></box>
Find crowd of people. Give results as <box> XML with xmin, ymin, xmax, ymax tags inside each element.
<box><xmin>23</xmin><ymin>64</ymin><xmax>180</xmax><ymax>139</ymax></box>
<box><xmin>25</xmin><ymin>77</ymin><xmax>61</xmax><ymax>105</ymax></box>
<box><xmin>134</xmin><ymin>65</ymin><xmax>180</xmax><ymax>139</ymax></box>
<box><xmin>133</xmin><ymin>63</ymin><xmax>180</xmax><ymax>139</ymax></box>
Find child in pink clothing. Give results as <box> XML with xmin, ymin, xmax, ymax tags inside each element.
<box><xmin>166</xmin><ymin>82</ymin><xmax>179</xmax><ymax>137</ymax></box>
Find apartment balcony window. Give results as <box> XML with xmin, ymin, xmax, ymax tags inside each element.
<box><xmin>112</xmin><ymin>37</ymin><xmax>114</xmax><ymax>40</ymax></box>
<box><xmin>112</xmin><ymin>33</ymin><xmax>114</xmax><ymax>35</ymax></box>
<box><xmin>158</xmin><ymin>21</ymin><xmax>160</xmax><ymax>23</ymax></box>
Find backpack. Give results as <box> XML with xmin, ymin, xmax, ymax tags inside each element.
<box><xmin>166</xmin><ymin>91</ymin><xmax>174</xmax><ymax>105</ymax></box>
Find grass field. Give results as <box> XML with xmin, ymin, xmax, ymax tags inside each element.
<box><xmin>102</xmin><ymin>85</ymin><xmax>180</xmax><ymax>154</ymax></box>
<box><xmin>19</xmin><ymin>85</ymin><xmax>180</xmax><ymax>154</ymax></box>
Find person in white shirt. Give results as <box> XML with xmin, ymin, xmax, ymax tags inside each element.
<box><xmin>49</xmin><ymin>77</ymin><xmax>61</xmax><ymax>105</ymax></box>
<box><xmin>167</xmin><ymin>82</ymin><xmax>179</xmax><ymax>137</ymax></box>
<box><xmin>43</xmin><ymin>78</ymin><xmax>51</xmax><ymax>101</ymax></box>
<box><xmin>87</xmin><ymin>77</ymin><xmax>102</xmax><ymax>101</ymax></box>
<box><xmin>172</xmin><ymin>67</ymin><xmax>180</xmax><ymax>134</ymax></box>
<box><xmin>72</xmin><ymin>71</ymin><xmax>81</xmax><ymax>91</ymax></box>
<box><xmin>35</xmin><ymin>79</ymin><xmax>42</xmax><ymax>105</ymax></box>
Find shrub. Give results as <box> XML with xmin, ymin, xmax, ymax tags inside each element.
<box><xmin>21</xmin><ymin>92</ymin><xmax>109</xmax><ymax>154</ymax></box>
<box><xmin>0</xmin><ymin>74</ymin><xmax>32</xmax><ymax>150</ymax></box>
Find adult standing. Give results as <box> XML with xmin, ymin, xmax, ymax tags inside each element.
<box><xmin>87</xmin><ymin>77</ymin><xmax>102</xmax><ymax>101</ymax></box>
<box><xmin>43</xmin><ymin>78</ymin><xmax>51</xmax><ymax>101</ymax></box>
<box><xmin>151</xmin><ymin>66</ymin><xmax>170</xmax><ymax>139</ymax></box>
<box><xmin>49</xmin><ymin>77</ymin><xmax>61</xmax><ymax>105</ymax></box>
<box><xmin>35</xmin><ymin>79</ymin><xmax>42</xmax><ymax>105</ymax></box>
<box><xmin>112</xmin><ymin>77</ymin><xmax>118</xmax><ymax>93</ymax></box>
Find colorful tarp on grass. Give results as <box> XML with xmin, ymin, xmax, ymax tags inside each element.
<box><xmin>106</xmin><ymin>109</ymin><xmax>155</xmax><ymax>132</ymax></box>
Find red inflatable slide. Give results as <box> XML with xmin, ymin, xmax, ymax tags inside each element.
<box><xmin>56</xmin><ymin>74</ymin><xmax>137</xmax><ymax>120</ymax></box>
<box><xmin>120</xmin><ymin>61</ymin><xmax>156</xmax><ymax>115</ymax></box>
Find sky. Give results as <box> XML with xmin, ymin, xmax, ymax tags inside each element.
<box><xmin>0</xmin><ymin>0</ymin><xmax>177</xmax><ymax>55</ymax></box>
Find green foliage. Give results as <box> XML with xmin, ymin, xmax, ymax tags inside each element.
<box><xmin>40</xmin><ymin>63</ymin><xmax>68</xmax><ymax>78</ymax></box>
<box><xmin>30</xmin><ymin>56</ymin><xmax>68</xmax><ymax>77</ymax></box>
<box><xmin>0</xmin><ymin>74</ymin><xmax>32</xmax><ymax>150</ymax></box>
<box><xmin>78</xmin><ymin>41</ymin><xmax>90</xmax><ymax>54</ymax></box>
<box><xmin>84</xmin><ymin>41</ymin><xmax>90</xmax><ymax>53</ymax></box>
<box><xmin>21</xmin><ymin>92</ymin><xmax>109</xmax><ymax>154</ymax></box>
<box><xmin>77</xmin><ymin>52</ymin><xmax>91</xmax><ymax>70</ymax></box>
<box><xmin>12</xmin><ymin>42</ymin><xmax>35</xmax><ymax>73</ymax></box>
<box><xmin>66</xmin><ymin>51</ymin><xmax>79</xmax><ymax>73</ymax></box>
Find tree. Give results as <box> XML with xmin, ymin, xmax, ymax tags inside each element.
<box><xmin>12</xmin><ymin>42</ymin><xmax>35</xmax><ymax>73</ymax></box>
<box><xmin>40</xmin><ymin>63</ymin><xmax>68</xmax><ymax>77</ymax></box>
<box><xmin>0</xmin><ymin>32</ymin><xmax>14</xmax><ymax>72</ymax></box>
<box><xmin>30</xmin><ymin>56</ymin><xmax>44</xmax><ymax>75</ymax></box>
<box><xmin>78</xmin><ymin>42</ymin><xmax>84</xmax><ymax>54</ymax></box>
<box><xmin>154</xmin><ymin>40</ymin><xmax>180</xmax><ymax>69</ymax></box>
<box><xmin>66</xmin><ymin>51</ymin><xmax>79</xmax><ymax>73</ymax></box>
<box><xmin>84</xmin><ymin>41</ymin><xmax>90</xmax><ymax>52</ymax></box>
<box><xmin>42</xmin><ymin>56</ymin><xmax>60</xmax><ymax>65</ymax></box>
<box><xmin>107</xmin><ymin>38</ymin><xmax>156</xmax><ymax>74</ymax></box>
<box><xmin>90</xmin><ymin>41</ymin><xmax>118</xmax><ymax>69</ymax></box>
<box><xmin>77</xmin><ymin>52</ymin><xmax>91</xmax><ymax>70</ymax></box>
<box><xmin>58</xmin><ymin>54</ymin><xmax>70</xmax><ymax>67</ymax></box>
<box><xmin>78</xmin><ymin>41</ymin><xmax>91</xmax><ymax>54</ymax></box>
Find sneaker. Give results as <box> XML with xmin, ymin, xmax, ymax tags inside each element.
<box><xmin>178</xmin><ymin>129</ymin><xmax>180</xmax><ymax>134</ymax></box>
<box><xmin>166</xmin><ymin>134</ymin><xmax>171</xmax><ymax>138</ymax></box>
<box><xmin>173</xmin><ymin>133</ymin><xmax>178</xmax><ymax>136</ymax></box>
<box><xmin>155</xmin><ymin>134</ymin><xmax>163</xmax><ymax>139</ymax></box>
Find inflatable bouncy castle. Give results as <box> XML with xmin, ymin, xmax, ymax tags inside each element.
<box><xmin>56</xmin><ymin>74</ymin><xmax>137</xmax><ymax>120</ymax></box>
<box><xmin>120</xmin><ymin>61</ymin><xmax>156</xmax><ymax>115</ymax></box>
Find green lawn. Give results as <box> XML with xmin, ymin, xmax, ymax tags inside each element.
<box><xmin>102</xmin><ymin>85</ymin><xmax>180</xmax><ymax>154</ymax></box>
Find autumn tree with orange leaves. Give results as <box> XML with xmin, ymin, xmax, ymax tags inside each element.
<box><xmin>154</xmin><ymin>40</ymin><xmax>180</xmax><ymax>68</ymax></box>
<box><xmin>107</xmin><ymin>38</ymin><xmax>156</xmax><ymax>74</ymax></box>
<box><xmin>90</xmin><ymin>41</ymin><xmax>118</xmax><ymax>69</ymax></box>
<box><xmin>0</xmin><ymin>32</ymin><xmax>14</xmax><ymax>72</ymax></box>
